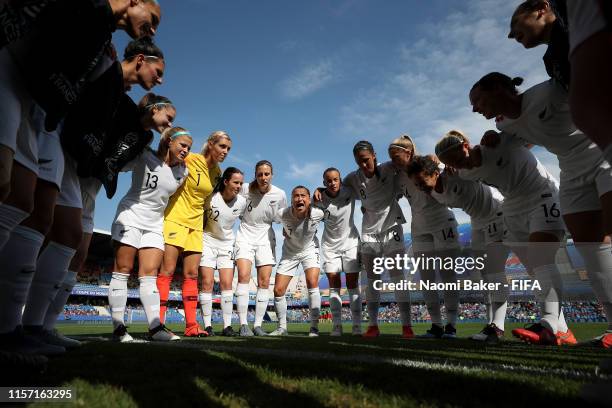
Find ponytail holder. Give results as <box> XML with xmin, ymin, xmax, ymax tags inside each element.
<box><xmin>170</xmin><ymin>130</ymin><xmax>191</xmax><ymax>140</ymax></box>
<box><xmin>388</xmin><ymin>143</ymin><xmax>409</xmax><ymax>151</ymax></box>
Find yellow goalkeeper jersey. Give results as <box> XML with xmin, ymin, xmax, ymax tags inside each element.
<box><xmin>164</xmin><ymin>153</ymin><xmax>221</xmax><ymax>231</ymax></box>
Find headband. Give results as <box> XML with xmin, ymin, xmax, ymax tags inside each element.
<box><xmin>145</xmin><ymin>102</ymin><xmax>172</xmax><ymax>110</ymax></box>
<box><xmin>170</xmin><ymin>130</ymin><xmax>191</xmax><ymax>140</ymax></box>
<box><xmin>388</xmin><ymin>144</ymin><xmax>410</xmax><ymax>151</ymax></box>
<box><xmin>435</xmin><ymin>135</ymin><xmax>464</xmax><ymax>157</ymax></box>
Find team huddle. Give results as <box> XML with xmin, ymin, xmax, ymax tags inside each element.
<box><xmin>1</xmin><ymin>0</ymin><xmax>612</xmax><ymax>359</ymax></box>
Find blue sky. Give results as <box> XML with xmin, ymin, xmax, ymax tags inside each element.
<box><xmin>96</xmin><ymin>0</ymin><xmax>558</xmax><ymax>240</ymax></box>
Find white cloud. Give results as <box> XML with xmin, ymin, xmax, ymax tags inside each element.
<box><xmin>279</xmin><ymin>60</ymin><xmax>336</xmax><ymax>100</ymax></box>
<box><xmin>285</xmin><ymin>160</ymin><xmax>326</xmax><ymax>188</ymax></box>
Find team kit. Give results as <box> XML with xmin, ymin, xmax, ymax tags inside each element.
<box><xmin>0</xmin><ymin>0</ymin><xmax>611</xmax><ymax>360</ymax></box>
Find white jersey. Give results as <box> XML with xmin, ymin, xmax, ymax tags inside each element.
<box><xmin>496</xmin><ymin>80</ymin><xmax>606</xmax><ymax>179</ymax></box>
<box><xmin>314</xmin><ymin>187</ymin><xmax>360</xmax><ymax>252</ymax></box>
<box><xmin>396</xmin><ymin>170</ymin><xmax>456</xmax><ymax>235</ymax></box>
<box><xmin>276</xmin><ymin>207</ymin><xmax>325</xmax><ymax>256</ymax></box>
<box><xmin>430</xmin><ymin>172</ymin><xmax>503</xmax><ymax>230</ymax></box>
<box><xmin>236</xmin><ymin>183</ymin><xmax>287</xmax><ymax>245</ymax></box>
<box><xmin>113</xmin><ymin>148</ymin><xmax>188</xmax><ymax>233</ymax></box>
<box><xmin>343</xmin><ymin>161</ymin><xmax>405</xmax><ymax>235</ymax></box>
<box><xmin>458</xmin><ymin>139</ymin><xmax>558</xmax><ymax>217</ymax></box>
<box><xmin>203</xmin><ymin>191</ymin><xmax>248</xmax><ymax>249</ymax></box>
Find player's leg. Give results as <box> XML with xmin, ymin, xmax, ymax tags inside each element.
<box><xmin>326</xmin><ymin>271</ymin><xmax>343</xmax><ymax>336</ymax></box>
<box><xmin>109</xmin><ymin>240</ymin><xmax>137</xmax><ymax>342</ymax></box>
<box><xmin>253</xmin><ymin>242</ymin><xmax>275</xmax><ymax>334</ymax></box>
<box><xmin>236</xmin><ymin>253</ymin><xmax>254</xmax><ymax>336</ymax></box>
<box><xmin>270</xmin><ymin>266</ymin><xmax>293</xmax><ymax>336</ymax></box>
<box><xmin>219</xmin><ymin>265</ymin><xmax>236</xmax><ymax>336</ymax></box>
<box><xmin>342</xmin><ymin>246</ymin><xmax>362</xmax><ymax>335</ymax></box>
<box><xmin>182</xmin><ymin>250</ymin><xmax>204</xmax><ymax>336</ymax></box>
<box><xmin>158</xmin><ymin>243</ymin><xmax>180</xmax><ymax>324</ymax></box>
<box><xmin>304</xmin><ymin>255</ymin><xmax>322</xmax><ymax>337</ymax></box>
<box><xmin>361</xmin><ymin>250</ymin><xmax>381</xmax><ymax>338</ymax></box>
<box><xmin>414</xmin><ymin>234</ymin><xmax>443</xmax><ymax>338</ymax></box>
<box><xmin>198</xmin><ymin>264</ymin><xmax>215</xmax><ymax>336</ymax></box>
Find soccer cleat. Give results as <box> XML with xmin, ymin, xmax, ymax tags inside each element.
<box><xmin>41</xmin><ymin>329</ymin><xmax>81</xmax><ymax>350</ymax></box>
<box><xmin>308</xmin><ymin>327</ymin><xmax>320</xmax><ymax>337</ymax></box>
<box><xmin>441</xmin><ymin>324</ymin><xmax>457</xmax><ymax>339</ymax></box>
<box><xmin>253</xmin><ymin>326</ymin><xmax>268</xmax><ymax>336</ymax></box>
<box><xmin>204</xmin><ymin>326</ymin><xmax>215</xmax><ymax>337</ymax></box>
<box><xmin>150</xmin><ymin>324</ymin><xmax>180</xmax><ymax>341</ymax></box>
<box><xmin>222</xmin><ymin>326</ymin><xmax>237</xmax><ymax>337</ymax></box>
<box><xmin>590</xmin><ymin>331</ymin><xmax>612</xmax><ymax>349</ymax></box>
<box><xmin>330</xmin><ymin>324</ymin><xmax>343</xmax><ymax>337</ymax></box>
<box><xmin>112</xmin><ymin>324</ymin><xmax>134</xmax><ymax>343</ymax></box>
<box><xmin>268</xmin><ymin>327</ymin><xmax>288</xmax><ymax>336</ymax></box>
<box><xmin>470</xmin><ymin>323</ymin><xmax>504</xmax><ymax>343</ymax></box>
<box><xmin>402</xmin><ymin>325</ymin><xmax>415</xmax><ymax>339</ymax></box>
<box><xmin>0</xmin><ymin>328</ymin><xmax>65</xmax><ymax>356</ymax></box>
<box><xmin>239</xmin><ymin>324</ymin><xmax>254</xmax><ymax>337</ymax></box>
<box><xmin>556</xmin><ymin>329</ymin><xmax>577</xmax><ymax>346</ymax></box>
<box><xmin>184</xmin><ymin>324</ymin><xmax>208</xmax><ymax>337</ymax></box>
<box><xmin>417</xmin><ymin>324</ymin><xmax>444</xmax><ymax>339</ymax></box>
<box><xmin>512</xmin><ymin>323</ymin><xmax>556</xmax><ymax>345</ymax></box>
<box><xmin>363</xmin><ymin>325</ymin><xmax>380</xmax><ymax>338</ymax></box>
<box><xmin>352</xmin><ymin>324</ymin><xmax>362</xmax><ymax>336</ymax></box>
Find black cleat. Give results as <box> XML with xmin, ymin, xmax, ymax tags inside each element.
<box><xmin>204</xmin><ymin>326</ymin><xmax>215</xmax><ymax>337</ymax></box>
<box><xmin>222</xmin><ymin>326</ymin><xmax>237</xmax><ymax>337</ymax></box>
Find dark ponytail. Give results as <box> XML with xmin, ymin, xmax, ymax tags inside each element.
<box><xmin>123</xmin><ymin>36</ymin><xmax>164</xmax><ymax>61</ymax></box>
<box><xmin>472</xmin><ymin>72</ymin><xmax>523</xmax><ymax>95</ymax></box>
<box><xmin>214</xmin><ymin>167</ymin><xmax>244</xmax><ymax>194</ymax></box>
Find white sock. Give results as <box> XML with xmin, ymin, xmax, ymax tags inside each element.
<box><xmin>558</xmin><ymin>307</ymin><xmax>569</xmax><ymax>333</ymax></box>
<box><xmin>221</xmin><ymin>290</ymin><xmax>233</xmax><ymax>328</ymax></box>
<box><xmin>43</xmin><ymin>270</ymin><xmax>77</xmax><ymax>330</ymax></box>
<box><xmin>139</xmin><ymin>276</ymin><xmax>161</xmax><ymax>330</ymax></box>
<box><xmin>390</xmin><ymin>269</ymin><xmax>412</xmax><ymax>326</ymax></box>
<box><xmin>491</xmin><ymin>302</ymin><xmax>508</xmax><ymax>330</ymax></box>
<box><xmin>0</xmin><ymin>204</ymin><xmax>29</xmax><ymax>251</ymax></box>
<box><xmin>254</xmin><ymin>288</ymin><xmax>269</xmax><ymax>327</ymax></box>
<box><xmin>576</xmin><ymin>242</ymin><xmax>612</xmax><ymax>329</ymax></box>
<box><xmin>348</xmin><ymin>287</ymin><xmax>361</xmax><ymax>325</ymax></box>
<box><xmin>366</xmin><ymin>276</ymin><xmax>380</xmax><ymax>327</ymax></box>
<box><xmin>534</xmin><ymin>264</ymin><xmax>563</xmax><ymax>333</ymax></box>
<box><xmin>0</xmin><ymin>225</ymin><xmax>44</xmax><ymax>333</ymax></box>
<box><xmin>329</xmin><ymin>288</ymin><xmax>342</xmax><ymax>325</ymax></box>
<box><xmin>440</xmin><ymin>268</ymin><xmax>459</xmax><ymax>326</ymax></box>
<box><xmin>484</xmin><ymin>292</ymin><xmax>493</xmax><ymax>323</ymax></box>
<box><xmin>274</xmin><ymin>296</ymin><xmax>287</xmax><ymax>329</ymax></box>
<box><xmin>236</xmin><ymin>283</ymin><xmax>249</xmax><ymax>325</ymax></box>
<box><xmin>199</xmin><ymin>292</ymin><xmax>213</xmax><ymax>328</ymax></box>
<box><xmin>308</xmin><ymin>287</ymin><xmax>321</xmax><ymax>329</ymax></box>
<box><xmin>420</xmin><ymin>268</ymin><xmax>442</xmax><ymax>326</ymax></box>
<box><xmin>108</xmin><ymin>272</ymin><xmax>129</xmax><ymax>329</ymax></box>
<box><xmin>22</xmin><ymin>241</ymin><xmax>75</xmax><ymax>327</ymax></box>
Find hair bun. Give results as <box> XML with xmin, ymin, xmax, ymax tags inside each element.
<box><xmin>511</xmin><ymin>77</ymin><xmax>524</xmax><ymax>86</ymax></box>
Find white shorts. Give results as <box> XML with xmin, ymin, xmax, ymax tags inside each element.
<box><xmin>471</xmin><ymin>216</ymin><xmax>505</xmax><ymax>251</ymax></box>
<box><xmin>56</xmin><ymin>157</ymin><xmax>83</xmax><ymax>209</ymax></box>
<box><xmin>559</xmin><ymin>161</ymin><xmax>612</xmax><ymax>214</ymax></box>
<box><xmin>503</xmin><ymin>193</ymin><xmax>566</xmax><ymax>244</ymax></box>
<box><xmin>568</xmin><ymin>0</ymin><xmax>609</xmax><ymax>55</ymax></box>
<box><xmin>322</xmin><ymin>245</ymin><xmax>360</xmax><ymax>274</ymax></box>
<box><xmin>361</xmin><ymin>224</ymin><xmax>405</xmax><ymax>256</ymax></box>
<box><xmin>36</xmin><ymin>125</ymin><xmax>64</xmax><ymax>187</ymax></box>
<box><xmin>235</xmin><ymin>240</ymin><xmax>276</xmax><ymax>267</ymax></box>
<box><xmin>80</xmin><ymin>177</ymin><xmax>102</xmax><ymax>234</ymax></box>
<box><xmin>276</xmin><ymin>248</ymin><xmax>320</xmax><ymax>277</ymax></box>
<box><xmin>200</xmin><ymin>244</ymin><xmax>235</xmax><ymax>269</ymax></box>
<box><xmin>111</xmin><ymin>223</ymin><xmax>164</xmax><ymax>251</ymax></box>
<box><xmin>412</xmin><ymin>224</ymin><xmax>461</xmax><ymax>254</ymax></box>
<box><xmin>0</xmin><ymin>49</ymin><xmax>39</xmax><ymax>175</ymax></box>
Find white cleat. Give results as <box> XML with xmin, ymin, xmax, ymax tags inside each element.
<box><xmin>41</xmin><ymin>329</ymin><xmax>81</xmax><ymax>349</ymax></box>
<box><xmin>268</xmin><ymin>327</ymin><xmax>288</xmax><ymax>337</ymax></box>
<box><xmin>351</xmin><ymin>324</ymin><xmax>362</xmax><ymax>336</ymax></box>
<box><xmin>308</xmin><ymin>327</ymin><xmax>320</xmax><ymax>337</ymax></box>
<box><xmin>112</xmin><ymin>324</ymin><xmax>134</xmax><ymax>343</ymax></box>
<box><xmin>150</xmin><ymin>324</ymin><xmax>180</xmax><ymax>341</ymax></box>
<box><xmin>330</xmin><ymin>324</ymin><xmax>343</xmax><ymax>337</ymax></box>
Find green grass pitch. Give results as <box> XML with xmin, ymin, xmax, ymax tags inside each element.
<box><xmin>12</xmin><ymin>322</ymin><xmax>612</xmax><ymax>407</ymax></box>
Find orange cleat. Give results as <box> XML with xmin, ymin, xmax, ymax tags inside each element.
<box><xmin>591</xmin><ymin>332</ymin><xmax>612</xmax><ymax>349</ymax></box>
<box><xmin>184</xmin><ymin>324</ymin><xmax>208</xmax><ymax>338</ymax></box>
<box><xmin>512</xmin><ymin>323</ymin><xmax>556</xmax><ymax>345</ymax></box>
<box><xmin>363</xmin><ymin>326</ymin><xmax>380</xmax><ymax>338</ymax></box>
<box><xmin>556</xmin><ymin>329</ymin><xmax>577</xmax><ymax>346</ymax></box>
<box><xmin>402</xmin><ymin>325</ymin><xmax>415</xmax><ymax>339</ymax></box>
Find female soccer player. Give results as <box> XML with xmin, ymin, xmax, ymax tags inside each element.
<box><xmin>315</xmin><ymin>168</ymin><xmax>362</xmax><ymax>336</ymax></box>
<box><xmin>471</xmin><ymin>72</ymin><xmax>612</xmax><ymax>347</ymax></box>
<box><xmin>108</xmin><ymin>127</ymin><xmax>191</xmax><ymax>342</ymax></box>
<box><xmin>269</xmin><ymin>186</ymin><xmax>325</xmax><ymax>337</ymax></box>
<box><xmin>406</xmin><ymin>154</ymin><xmax>509</xmax><ymax>343</ymax></box>
<box><xmin>234</xmin><ymin>160</ymin><xmax>287</xmax><ymax>336</ymax></box>
<box><xmin>157</xmin><ymin>131</ymin><xmax>230</xmax><ymax>337</ymax></box>
<box><xmin>388</xmin><ymin>136</ymin><xmax>461</xmax><ymax>339</ymax></box>
<box><xmin>198</xmin><ymin>167</ymin><xmax>247</xmax><ymax>337</ymax></box>
<box><xmin>435</xmin><ymin>130</ymin><xmax>568</xmax><ymax>345</ymax></box>
<box><xmin>341</xmin><ymin>141</ymin><xmax>412</xmax><ymax>338</ymax></box>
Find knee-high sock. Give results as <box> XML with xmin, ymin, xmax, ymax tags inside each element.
<box><xmin>308</xmin><ymin>287</ymin><xmax>321</xmax><ymax>328</ymax></box>
<box><xmin>156</xmin><ymin>275</ymin><xmax>172</xmax><ymax>323</ymax></box>
<box><xmin>329</xmin><ymin>288</ymin><xmax>342</xmax><ymax>325</ymax></box>
<box><xmin>254</xmin><ymin>288</ymin><xmax>269</xmax><ymax>327</ymax></box>
<box><xmin>182</xmin><ymin>278</ymin><xmax>199</xmax><ymax>327</ymax></box>
<box><xmin>22</xmin><ymin>241</ymin><xmax>75</xmax><ymax>327</ymax></box>
<box><xmin>221</xmin><ymin>290</ymin><xmax>233</xmax><ymax>328</ymax></box>
<box><xmin>43</xmin><ymin>270</ymin><xmax>77</xmax><ymax>330</ymax></box>
<box><xmin>0</xmin><ymin>204</ymin><xmax>29</xmax><ymax>251</ymax></box>
<box><xmin>236</xmin><ymin>283</ymin><xmax>249</xmax><ymax>325</ymax></box>
<box><xmin>420</xmin><ymin>268</ymin><xmax>441</xmax><ymax>326</ymax></box>
<box><xmin>558</xmin><ymin>307</ymin><xmax>569</xmax><ymax>333</ymax></box>
<box><xmin>534</xmin><ymin>263</ymin><xmax>563</xmax><ymax>333</ymax></box>
<box><xmin>274</xmin><ymin>296</ymin><xmax>287</xmax><ymax>329</ymax></box>
<box><xmin>348</xmin><ymin>287</ymin><xmax>362</xmax><ymax>325</ymax></box>
<box><xmin>365</xmin><ymin>275</ymin><xmax>381</xmax><ymax>327</ymax></box>
<box><xmin>390</xmin><ymin>269</ymin><xmax>412</xmax><ymax>326</ymax></box>
<box><xmin>198</xmin><ymin>291</ymin><xmax>213</xmax><ymax>328</ymax></box>
<box><xmin>139</xmin><ymin>276</ymin><xmax>161</xmax><ymax>330</ymax></box>
<box><xmin>576</xmin><ymin>242</ymin><xmax>612</xmax><ymax>330</ymax></box>
<box><xmin>0</xmin><ymin>225</ymin><xmax>44</xmax><ymax>333</ymax></box>
<box><xmin>483</xmin><ymin>244</ymin><xmax>510</xmax><ymax>330</ymax></box>
<box><xmin>108</xmin><ymin>272</ymin><xmax>129</xmax><ymax>329</ymax></box>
